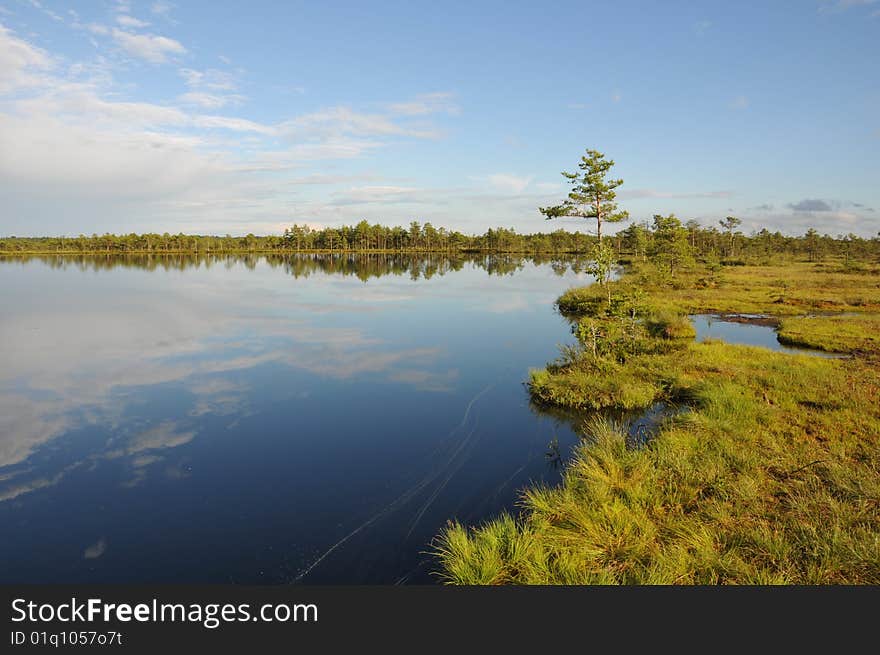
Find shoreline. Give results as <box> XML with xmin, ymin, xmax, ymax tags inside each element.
<box><xmin>435</xmin><ymin>259</ymin><xmax>880</xmax><ymax>584</ymax></box>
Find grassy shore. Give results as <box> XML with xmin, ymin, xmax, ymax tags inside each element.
<box><xmin>435</xmin><ymin>260</ymin><xmax>880</xmax><ymax>584</ymax></box>
<box><xmin>558</xmin><ymin>260</ymin><xmax>880</xmax><ymax>317</ymax></box>
<box><xmin>778</xmin><ymin>314</ymin><xmax>880</xmax><ymax>354</ymax></box>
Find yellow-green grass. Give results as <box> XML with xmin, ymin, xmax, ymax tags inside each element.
<box><xmin>437</xmin><ymin>342</ymin><xmax>880</xmax><ymax>584</ymax></box>
<box><xmin>558</xmin><ymin>261</ymin><xmax>880</xmax><ymax>318</ymax></box>
<box><xmin>645</xmin><ymin>312</ymin><xmax>697</xmax><ymax>339</ymax></box>
<box><xmin>438</xmin><ymin>261</ymin><xmax>880</xmax><ymax>584</ymax></box>
<box><xmin>646</xmin><ymin>262</ymin><xmax>880</xmax><ymax>316</ymax></box>
<box><xmin>778</xmin><ymin>314</ymin><xmax>880</xmax><ymax>354</ymax></box>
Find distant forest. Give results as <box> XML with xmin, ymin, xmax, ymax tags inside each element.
<box><xmin>3</xmin><ymin>219</ymin><xmax>879</xmax><ymax>262</ymax></box>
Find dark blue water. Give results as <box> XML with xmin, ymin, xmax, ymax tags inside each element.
<box><xmin>0</xmin><ymin>254</ymin><xmax>592</xmax><ymax>584</ymax></box>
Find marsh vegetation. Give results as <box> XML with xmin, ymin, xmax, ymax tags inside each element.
<box><xmin>435</xmin><ymin>149</ymin><xmax>880</xmax><ymax>585</ymax></box>
<box><xmin>437</xmin><ymin>257</ymin><xmax>880</xmax><ymax>584</ymax></box>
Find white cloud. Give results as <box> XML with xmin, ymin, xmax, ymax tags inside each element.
<box><xmin>733</xmin><ymin>95</ymin><xmax>749</xmax><ymax>109</ymax></box>
<box><xmin>332</xmin><ymin>185</ymin><xmax>423</xmax><ymax>205</ymax></box>
<box><xmin>151</xmin><ymin>1</ymin><xmax>173</xmax><ymax>16</ymax></box>
<box><xmin>16</xmin><ymin>87</ymin><xmax>188</xmax><ymax>127</ymax></box>
<box><xmin>0</xmin><ymin>27</ymin><xmax>476</xmax><ymax>235</ymax></box>
<box><xmin>534</xmin><ymin>181</ymin><xmax>564</xmax><ymax>192</ymax></box>
<box><xmin>0</xmin><ymin>23</ymin><xmax>53</xmax><ymax>92</ymax></box>
<box><xmin>112</xmin><ymin>28</ymin><xmax>185</xmax><ymax>63</ymax></box>
<box><xmin>117</xmin><ymin>15</ymin><xmax>151</xmax><ymax>29</ymax></box>
<box><xmin>179</xmin><ymin>67</ymin><xmax>237</xmax><ymax>90</ymax></box>
<box><xmin>178</xmin><ymin>91</ymin><xmax>243</xmax><ymax>109</ymax></box>
<box><xmin>26</xmin><ymin>0</ymin><xmax>62</xmax><ymax>22</ymax></box>
<box><xmin>192</xmin><ymin>114</ymin><xmax>274</xmax><ymax>134</ymax></box>
<box><xmin>486</xmin><ymin>173</ymin><xmax>532</xmax><ymax>194</ymax></box>
<box><xmin>279</xmin><ymin>106</ymin><xmax>440</xmax><ymax>140</ymax></box>
<box><xmin>177</xmin><ymin>68</ymin><xmax>243</xmax><ymax>108</ymax></box>
<box><xmin>281</xmin><ymin>140</ymin><xmax>383</xmax><ymax>161</ymax></box>
<box><xmin>388</xmin><ymin>91</ymin><xmax>459</xmax><ymax>116</ymax></box>
<box><xmin>0</xmin><ymin>113</ymin><xmax>218</xmax><ymax>194</ymax></box>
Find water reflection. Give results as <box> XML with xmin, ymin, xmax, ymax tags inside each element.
<box><xmin>690</xmin><ymin>314</ymin><xmax>844</xmax><ymax>358</ymax></box>
<box><xmin>0</xmin><ymin>253</ymin><xmax>595</xmax><ymax>583</ymax></box>
<box><xmin>4</xmin><ymin>251</ymin><xmax>597</xmax><ymax>280</ymax></box>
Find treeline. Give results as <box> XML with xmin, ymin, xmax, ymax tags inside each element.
<box><xmin>3</xmin><ymin>219</ymin><xmax>879</xmax><ymax>262</ymax></box>
<box><xmin>282</xmin><ymin>222</ymin><xmax>595</xmax><ymax>253</ymax></box>
<box><xmin>0</xmin><ymin>222</ymin><xmax>594</xmax><ymax>254</ymax></box>
<box><xmin>617</xmin><ymin>220</ymin><xmax>880</xmax><ymax>265</ymax></box>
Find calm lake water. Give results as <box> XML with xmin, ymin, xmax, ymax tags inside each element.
<box><xmin>0</xmin><ymin>253</ymin><xmax>595</xmax><ymax>584</ymax></box>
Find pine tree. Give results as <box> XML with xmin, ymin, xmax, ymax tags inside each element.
<box><xmin>539</xmin><ymin>148</ymin><xmax>629</xmax><ymax>241</ymax></box>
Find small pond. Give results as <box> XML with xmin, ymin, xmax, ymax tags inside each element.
<box><xmin>689</xmin><ymin>315</ymin><xmax>844</xmax><ymax>358</ymax></box>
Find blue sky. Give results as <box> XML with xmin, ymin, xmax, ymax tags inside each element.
<box><xmin>0</xmin><ymin>0</ymin><xmax>878</xmax><ymax>237</ymax></box>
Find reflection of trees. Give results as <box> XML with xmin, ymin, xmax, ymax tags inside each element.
<box><xmin>3</xmin><ymin>253</ymin><xmax>593</xmax><ymax>279</ymax></box>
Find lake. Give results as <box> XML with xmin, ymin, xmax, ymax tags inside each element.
<box><xmin>0</xmin><ymin>253</ymin><xmax>594</xmax><ymax>584</ymax></box>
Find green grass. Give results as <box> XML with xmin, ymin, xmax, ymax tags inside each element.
<box><xmin>556</xmin><ymin>285</ymin><xmax>609</xmax><ymax>316</ymax></box>
<box><xmin>641</xmin><ymin>261</ymin><xmax>880</xmax><ymax>316</ymax></box>
<box><xmin>645</xmin><ymin>312</ymin><xmax>697</xmax><ymax>339</ymax></box>
<box><xmin>438</xmin><ymin>342</ymin><xmax>880</xmax><ymax>584</ymax></box>
<box><xmin>436</xmin><ymin>261</ymin><xmax>880</xmax><ymax>585</ymax></box>
<box><xmin>777</xmin><ymin>314</ymin><xmax>880</xmax><ymax>354</ymax></box>
<box><xmin>529</xmin><ymin>363</ymin><xmax>662</xmax><ymax>411</ymax></box>
<box><xmin>556</xmin><ymin>260</ymin><xmax>880</xmax><ymax>318</ymax></box>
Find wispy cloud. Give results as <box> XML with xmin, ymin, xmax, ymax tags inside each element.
<box><xmin>117</xmin><ymin>15</ymin><xmax>150</xmax><ymax>29</ymax></box>
<box><xmin>178</xmin><ymin>91</ymin><xmax>244</xmax><ymax>109</ymax></box>
<box><xmin>179</xmin><ymin>67</ymin><xmax>237</xmax><ymax>90</ymax></box>
<box><xmin>177</xmin><ymin>67</ymin><xmax>243</xmax><ymax>108</ymax></box>
<box><xmin>192</xmin><ymin>114</ymin><xmax>274</xmax><ymax>134</ymax></box>
<box><xmin>388</xmin><ymin>91</ymin><xmax>459</xmax><ymax>116</ymax></box>
<box><xmin>0</xmin><ymin>23</ymin><xmax>470</xmax><ymax>235</ymax></box>
<box><xmin>279</xmin><ymin>106</ymin><xmax>443</xmax><ymax>140</ymax></box>
<box><xmin>151</xmin><ymin>2</ymin><xmax>174</xmax><ymax>17</ymax></box>
<box><xmin>485</xmin><ymin>173</ymin><xmax>533</xmax><ymax>195</ymax></box>
<box><xmin>331</xmin><ymin>185</ymin><xmax>424</xmax><ymax>205</ymax></box>
<box><xmin>112</xmin><ymin>28</ymin><xmax>186</xmax><ymax>63</ymax></box>
<box><xmin>26</xmin><ymin>0</ymin><xmax>63</xmax><ymax>22</ymax></box>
